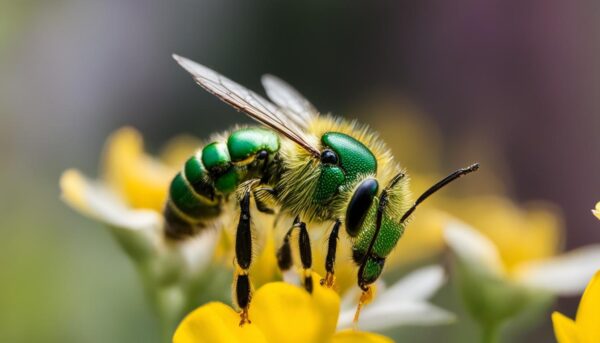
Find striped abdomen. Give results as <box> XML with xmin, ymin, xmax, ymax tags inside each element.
<box><xmin>164</xmin><ymin>127</ymin><xmax>280</xmax><ymax>239</ymax></box>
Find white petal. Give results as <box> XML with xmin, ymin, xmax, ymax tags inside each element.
<box><xmin>89</xmin><ymin>186</ymin><xmax>161</xmax><ymax>233</ymax></box>
<box><xmin>444</xmin><ymin>221</ymin><xmax>505</xmax><ymax>275</ymax></box>
<box><xmin>61</xmin><ymin>170</ymin><xmax>162</xmax><ymax>253</ymax></box>
<box><xmin>514</xmin><ymin>245</ymin><xmax>600</xmax><ymax>296</ymax></box>
<box><xmin>337</xmin><ymin>265</ymin><xmax>453</xmax><ymax>331</ymax></box>
<box><xmin>61</xmin><ymin>170</ymin><xmax>161</xmax><ymax>231</ymax></box>
<box><xmin>375</xmin><ymin>265</ymin><xmax>445</xmax><ymax>303</ymax></box>
<box><xmin>337</xmin><ymin>301</ymin><xmax>455</xmax><ymax>331</ymax></box>
<box><xmin>178</xmin><ymin>230</ymin><xmax>219</xmax><ymax>274</ymax></box>
<box><xmin>282</xmin><ymin>269</ymin><xmax>302</xmax><ymax>286</ymax></box>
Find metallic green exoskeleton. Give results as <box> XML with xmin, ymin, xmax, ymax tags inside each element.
<box><xmin>168</xmin><ymin>54</ymin><xmax>479</xmax><ymax>325</ymax></box>
<box><xmin>164</xmin><ymin>127</ymin><xmax>281</xmax><ymax>239</ymax></box>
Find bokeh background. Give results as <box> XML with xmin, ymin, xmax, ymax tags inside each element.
<box><xmin>1</xmin><ymin>1</ymin><xmax>599</xmax><ymax>342</ymax></box>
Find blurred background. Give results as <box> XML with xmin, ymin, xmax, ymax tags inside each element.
<box><xmin>1</xmin><ymin>1</ymin><xmax>599</xmax><ymax>342</ymax></box>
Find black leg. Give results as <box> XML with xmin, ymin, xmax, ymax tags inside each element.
<box><xmin>253</xmin><ymin>187</ymin><xmax>277</xmax><ymax>214</ymax></box>
<box><xmin>298</xmin><ymin>222</ymin><xmax>313</xmax><ymax>293</ymax></box>
<box><xmin>276</xmin><ymin>228</ymin><xmax>294</xmax><ymax>271</ymax></box>
<box><xmin>234</xmin><ymin>191</ymin><xmax>253</xmax><ymax>326</ymax></box>
<box><xmin>235</xmin><ymin>192</ymin><xmax>252</xmax><ymax>270</ymax></box>
<box><xmin>321</xmin><ymin>220</ymin><xmax>341</xmax><ymax>287</ymax></box>
<box><xmin>276</xmin><ymin>216</ymin><xmax>299</xmax><ymax>272</ymax></box>
<box><xmin>275</xmin><ymin>216</ymin><xmax>314</xmax><ymax>293</ymax></box>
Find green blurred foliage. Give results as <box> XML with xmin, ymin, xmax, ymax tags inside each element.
<box><xmin>0</xmin><ymin>172</ymin><xmax>158</xmax><ymax>342</ymax></box>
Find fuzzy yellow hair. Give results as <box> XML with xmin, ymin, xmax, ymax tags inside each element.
<box><xmin>277</xmin><ymin>115</ymin><xmax>413</xmax><ymax>224</ymax></box>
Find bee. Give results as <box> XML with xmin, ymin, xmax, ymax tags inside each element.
<box><xmin>167</xmin><ymin>54</ymin><xmax>479</xmax><ymax>325</ymax></box>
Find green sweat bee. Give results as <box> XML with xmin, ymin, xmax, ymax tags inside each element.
<box><xmin>166</xmin><ymin>54</ymin><xmax>479</xmax><ymax>325</ymax></box>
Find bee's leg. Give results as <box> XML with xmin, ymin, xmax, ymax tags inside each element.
<box><xmin>234</xmin><ymin>190</ymin><xmax>253</xmax><ymax>326</ymax></box>
<box><xmin>297</xmin><ymin>220</ymin><xmax>314</xmax><ymax>293</ymax></box>
<box><xmin>253</xmin><ymin>187</ymin><xmax>277</xmax><ymax>214</ymax></box>
<box><xmin>276</xmin><ymin>217</ymin><xmax>297</xmax><ymax>273</ymax></box>
<box><xmin>320</xmin><ymin>219</ymin><xmax>341</xmax><ymax>288</ymax></box>
<box><xmin>275</xmin><ymin>216</ymin><xmax>314</xmax><ymax>293</ymax></box>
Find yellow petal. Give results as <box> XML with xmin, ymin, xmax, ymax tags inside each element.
<box><xmin>251</xmin><ymin>280</ymin><xmax>339</xmax><ymax>343</ymax></box>
<box><xmin>312</xmin><ymin>273</ymin><xmax>342</xmax><ymax>340</ymax></box>
<box><xmin>102</xmin><ymin>127</ymin><xmax>174</xmax><ymax>211</ymax></box>
<box><xmin>173</xmin><ymin>302</ymin><xmax>266</xmax><ymax>343</ymax></box>
<box><xmin>331</xmin><ymin>330</ymin><xmax>394</xmax><ymax>343</ymax></box>
<box><xmin>575</xmin><ymin>271</ymin><xmax>600</xmax><ymax>342</ymax></box>
<box><xmin>552</xmin><ymin>312</ymin><xmax>580</xmax><ymax>343</ymax></box>
<box><xmin>592</xmin><ymin>202</ymin><xmax>600</xmax><ymax>220</ymax></box>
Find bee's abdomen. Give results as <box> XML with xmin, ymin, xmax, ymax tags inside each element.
<box><xmin>165</xmin><ymin>127</ymin><xmax>280</xmax><ymax>239</ymax></box>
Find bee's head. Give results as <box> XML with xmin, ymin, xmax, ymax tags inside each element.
<box><xmin>280</xmin><ymin>128</ymin><xmax>379</xmax><ymax>220</ymax></box>
<box><xmin>278</xmin><ymin>126</ymin><xmax>396</xmax><ymax>222</ymax></box>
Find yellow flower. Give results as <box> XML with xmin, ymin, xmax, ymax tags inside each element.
<box><xmin>552</xmin><ymin>271</ymin><xmax>600</xmax><ymax>343</ymax></box>
<box><xmin>173</xmin><ymin>273</ymin><xmax>392</xmax><ymax>343</ymax></box>
<box><xmin>60</xmin><ymin>127</ymin><xmax>217</xmax><ymax>267</ymax></box>
<box><xmin>442</xmin><ymin>196</ymin><xmax>600</xmax><ymax>341</ymax></box>
<box><xmin>592</xmin><ymin>202</ymin><xmax>600</xmax><ymax>220</ymax></box>
<box><xmin>445</xmin><ymin>215</ymin><xmax>600</xmax><ymax>298</ymax></box>
<box><xmin>444</xmin><ymin>209</ymin><xmax>600</xmax><ymax>336</ymax></box>
<box><xmin>444</xmin><ymin>196</ymin><xmax>564</xmax><ymax>282</ymax></box>
<box><xmin>60</xmin><ymin>127</ymin><xmax>219</xmax><ymax>336</ymax></box>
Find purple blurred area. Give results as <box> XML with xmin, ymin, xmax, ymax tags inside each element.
<box><xmin>0</xmin><ymin>1</ymin><xmax>598</xmax><ymax>342</ymax></box>
<box><xmin>379</xmin><ymin>1</ymin><xmax>600</xmax><ymax>249</ymax></box>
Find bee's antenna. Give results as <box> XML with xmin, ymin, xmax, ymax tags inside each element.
<box><xmin>400</xmin><ymin>163</ymin><xmax>480</xmax><ymax>223</ymax></box>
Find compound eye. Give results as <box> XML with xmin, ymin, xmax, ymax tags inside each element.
<box><xmin>256</xmin><ymin>150</ymin><xmax>269</xmax><ymax>160</ymax></box>
<box><xmin>345</xmin><ymin>178</ymin><xmax>379</xmax><ymax>237</ymax></box>
<box><xmin>320</xmin><ymin>149</ymin><xmax>338</xmax><ymax>165</ymax></box>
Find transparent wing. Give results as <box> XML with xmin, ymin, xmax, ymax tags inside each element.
<box><xmin>173</xmin><ymin>54</ymin><xmax>320</xmax><ymax>157</ymax></box>
<box><xmin>261</xmin><ymin>74</ymin><xmax>318</xmax><ymax>129</ymax></box>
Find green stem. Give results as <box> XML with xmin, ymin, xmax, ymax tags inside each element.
<box><xmin>481</xmin><ymin>322</ymin><xmax>500</xmax><ymax>343</ymax></box>
<box><xmin>138</xmin><ymin>265</ymin><xmax>184</xmax><ymax>343</ymax></box>
<box><xmin>153</xmin><ymin>286</ymin><xmax>187</xmax><ymax>343</ymax></box>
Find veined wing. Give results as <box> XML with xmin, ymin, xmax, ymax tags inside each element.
<box><xmin>173</xmin><ymin>54</ymin><xmax>320</xmax><ymax>157</ymax></box>
<box><xmin>261</xmin><ymin>74</ymin><xmax>318</xmax><ymax>129</ymax></box>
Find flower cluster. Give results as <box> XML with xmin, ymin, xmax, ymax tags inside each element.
<box><xmin>61</xmin><ymin>124</ymin><xmax>600</xmax><ymax>343</ymax></box>
<box><xmin>60</xmin><ymin>128</ymin><xmax>220</xmax><ymax>338</ymax></box>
